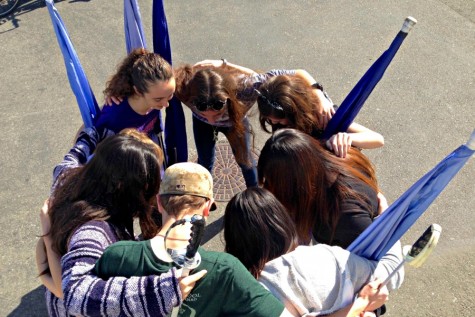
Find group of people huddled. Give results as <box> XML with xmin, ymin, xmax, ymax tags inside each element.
<box><xmin>36</xmin><ymin>48</ymin><xmax>404</xmax><ymax>317</ymax></box>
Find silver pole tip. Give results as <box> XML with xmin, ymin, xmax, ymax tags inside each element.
<box><xmin>466</xmin><ymin>129</ymin><xmax>475</xmax><ymax>150</ymax></box>
<box><xmin>401</xmin><ymin>16</ymin><xmax>417</xmax><ymax>33</ymax></box>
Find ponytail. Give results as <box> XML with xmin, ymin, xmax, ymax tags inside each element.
<box><xmin>104</xmin><ymin>48</ymin><xmax>173</xmax><ymax>99</ymax></box>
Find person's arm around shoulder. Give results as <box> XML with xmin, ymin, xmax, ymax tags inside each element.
<box><xmin>51</xmin><ymin>127</ymin><xmax>115</xmax><ymax>192</ymax></box>
<box><xmin>373</xmin><ymin>240</ymin><xmax>404</xmax><ymax>291</ymax></box>
<box><xmin>36</xmin><ymin>238</ymin><xmax>63</xmax><ymax>298</ymax></box>
<box><xmin>36</xmin><ymin>200</ymin><xmax>63</xmax><ymax>298</ymax></box>
<box><xmin>194</xmin><ymin>59</ymin><xmax>257</xmax><ymax>75</ymax></box>
<box><xmin>346</xmin><ymin>122</ymin><xmax>384</xmax><ymax>149</ymax></box>
<box><xmin>61</xmin><ymin>221</ymin><xmax>182</xmax><ymax>316</ymax></box>
<box><xmin>325</xmin><ymin>123</ymin><xmax>384</xmax><ymax>157</ymax></box>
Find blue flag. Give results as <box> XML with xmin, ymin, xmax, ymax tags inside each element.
<box><xmin>323</xmin><ymin>17</ymin><xmax>417</xmax><ymax>139</ymax></box>
<box><xmin>348</xmin><ymin>130</ymin><xmax>474</xmax><ymax>260</ymax></box>
<box><xmin>124</xmin><ymin>0</ymin><xmax>148</xmax><ymax>53</ymax></box>
<box><xmin>153</xmin><ymin>0</ymin><xmax>188</xmax><ymax>165</ymax></box>
<box><xmin>45</xmin><ymin>0</ymin><xmax>100</xmax><ymax>128</ymax></box>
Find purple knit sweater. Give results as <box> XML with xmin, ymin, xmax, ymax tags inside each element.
<box><xmin>46</xmin><ymin>220</ymin><xmax>181</xmax><ymax>316</ymax></box>
<box><xmin>47</xmin><ymin>128</ymin><xmax>181</xmax><ymax>316</ymax></box>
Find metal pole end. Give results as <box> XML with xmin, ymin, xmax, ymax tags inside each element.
<box><xmin>466</xmin><ymin>129</ymin><xmax>475</xmax><ymax>150</ymax></box>
<box><xmin>401</xmin><ymin>16</ymin><xmax>417</xmax><ymax>33</ymax></box>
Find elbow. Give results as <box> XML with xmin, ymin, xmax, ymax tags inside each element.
<box><xmin>387</xmin><ymin>265</ymin><xmax>405</xmax><ymax>291</ymax></box>
<box><xmin>52</xmin><ymin>288</ymin><xmax>64</xmax><ymax>300</ymax></box>
<box><xmin>368</xmin><ymin>134</ymin><xmax>385</xmax><ymax>149</ymax></box>
<box><xmin>370</xmin><ymin>133</ymin><xmax>385</xmax><ymax>148</ymax></box>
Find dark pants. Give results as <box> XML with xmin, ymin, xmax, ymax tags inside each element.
<box><xmin>192</xmin><ymin>115</ymin><xmax>257</xmax><ymax>187</ymax></box>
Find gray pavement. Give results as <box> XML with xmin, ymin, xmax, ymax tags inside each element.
<box><xmin>1</xmin><ymin>0</ymin><xmax>474</xmax><ymax>316</ymax></box>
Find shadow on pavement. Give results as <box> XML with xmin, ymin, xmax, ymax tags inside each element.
<box><xmin>0</xmin><ymin>0</ymin><xmax>87</xmax><ymax>30</ymax></box>
<box><xmin>1</xmin><ymin>0</ymin><xmax>45</xmax><ymax>29</ymax></box>
<box><xmin>201</xmin><ymin>216</ymin><xmax>224</xmax><ymax>245</ymax></box>
<box><xmin>7</xmin><ymin>286</ymin><xmax>48</xmax><ymax>317</ymax></box>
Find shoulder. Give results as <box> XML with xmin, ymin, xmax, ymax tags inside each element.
<box><xmin>100</xmin><ymin>98</ymin><xmax>130</xmax><ymax>114</ymax></box>
<box><xmin>96</xmin><ymin>99</ymin><xmax>132</xmax><ymax>124</ymax></box>
<box><xmin>247</xmin><ymin>69</ymin><xmax>295</xmax><ymax>84</ymax></box>
<box><xmin>199</xmin><ymin>249</ymin><xmax>255</xmax><ymax>282</ymax></box>
<box><xmin>342</xmin><ymin>177</ymin><xmax>378</xmax><ymax>213</ymax></box>
<box><xmin>69</xmin><ymin>220</ymin><xmax>119</xmax><ymax>250</ymax></box>
<box><xmin>346</xmin><ymin>176</ymin><xmax>376</xmax><ymax>194</ymax></box>
<box><xmin>200</xmin><ymin>249</ymin><xmax>242</xmax><ymax>270</ymax></box>
<box><xmin>103</xmin><ymin>239</ymin><xmax>147</xmax><ymax>255</ymax></box>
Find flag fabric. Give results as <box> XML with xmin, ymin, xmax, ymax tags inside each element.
<box><xmin>124</xmin><ymin>0</ymin><xmax>148</xmax><ymax>53</ymax></box>
<box><xmin>45</xmin><ymin>0</ymin><xmax>100</xmax><ymax>128</ymax></box>
<box><xmin>153</xmin><ymin>0</ymin><xmax>188</xmax><ymax>165</ymax></box>
<box><xmin>347</xmin><ymin>130</ymin><xmax>475</xmax><ymax>260</ymax></box>
<box><xmin>322</xmin><ymin>17</ymin><xmax>417</xmax><ymax>139</ymax></box>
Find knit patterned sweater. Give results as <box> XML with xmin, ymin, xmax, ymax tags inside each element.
<box><xmin>47</xmin><ymin>127</ymin><xmax>182</xmax><ymax>316</ymax></box>
<box><xmin>46</xmin><ymin>220</ymin><xmax>181</xmax><ymax>316</ymax></box>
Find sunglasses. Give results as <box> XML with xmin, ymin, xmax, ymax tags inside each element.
<box><xmin>255</xmin><ymin>89</ymin><xmax>285</xmax><ymax>112</ymax></box>
<box><xmin>194</xmin><ymin>98</ymin><xmax>228</xmax><ymax>112</ymax></box>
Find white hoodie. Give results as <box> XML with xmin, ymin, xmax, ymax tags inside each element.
<box><xmin>258</xmin><ymin>241</ymin><xmax>404</xmax><ymax>316</ymax></box>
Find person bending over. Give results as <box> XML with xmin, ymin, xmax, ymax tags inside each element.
<box><xmin>224</xmin><ymin>187</ymin><xmax>404</xmax><ymax>317</ymax></box>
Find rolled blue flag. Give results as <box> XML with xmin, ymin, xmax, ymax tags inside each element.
<box><xmin>45</xmin><ymin>0</ymin><xmax>99</xmax><ymax>128</ymax></box>
<box><xmin>322</xmin><ymin>17</ymin><xmax>417</xmax><ymax>139</ymax></box>
<box><xmin>153</xmin><ymin>0</ymin><xmax>188</xmax><ymax>165</ymax></box>
<box><xmin>124</xmin><ymin>0</ymin><xmax>148</xmax><ymax>53</ymax></box>
<box><xmin>348</xmin><ymin>130</ymin><xmax>475</xmax><ymax>260</ymax></box>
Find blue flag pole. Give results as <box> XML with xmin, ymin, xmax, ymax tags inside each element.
<box><xmin>153</xmin><ymin>0</ymin><xmax>188</xmax><ymax>165</ymax></box>
<box><xmin>322</xmin><ymin>17</ymin><xmax>417</xmax><ymax>139</ymax></box>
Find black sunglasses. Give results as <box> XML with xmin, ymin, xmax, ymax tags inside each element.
<box><xmin>194</xmin><ymin>99</ymin><xmax>228</xmax><ymax>112</ymax></box>
<box><xmin>255</xmin><ymin>89</ymin><xmax>285</xmax><ymax>112</ymax></box>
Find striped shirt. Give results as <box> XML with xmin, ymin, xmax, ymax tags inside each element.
<box><xmin>46</xmin><ymin>220</ymin><xmax>181</xmax><ymax>316</ymax></box>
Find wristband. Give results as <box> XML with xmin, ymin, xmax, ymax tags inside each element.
<box><xmin>311</xmin><ymin>82</ymin><xmax>324</xmax><ymax>91</ymax></box>
<box><xmin>221</xmin><ymin>58</ymin><xmax>227</xmax><ymax>67</ymax></box>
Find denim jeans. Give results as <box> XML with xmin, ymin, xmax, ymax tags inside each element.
<box><xmin>192</xmin><ymin>115</ymin><xmax>257</xmax><ymax>187</ymax></box>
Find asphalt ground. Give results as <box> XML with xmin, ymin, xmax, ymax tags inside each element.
<box><xmin>0</xmin><ymin>0</ymin><xmax>473</xmax><ymax>316</ymax></box>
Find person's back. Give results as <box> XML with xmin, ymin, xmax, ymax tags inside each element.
<box><xmin>39</xmin><ymin>132</ymin><xmax>182</xmax><ymax>317</ymax></box>
<box><xmin>95</xmin><ymin>243</ymin><xmax>284</xmax><ymax>316</ymax></box>
<box><xmin>93</xmin><ymin>162</ymin><xmax>287</xmax><ymax>317</ymax></box>
<box><xmin>258</xmin><ymin>243</ymin><xmax>403</xmax><ymax>316</ymax></box>
<box><xmin>257</xmin><ymin>128</ymin><xmax>380</xmax><ymax>247</ymax></box>
<box><xmin>224</xmin><ymin>187</ymin><xmax>401</xmax><ymax>316</ymax></box>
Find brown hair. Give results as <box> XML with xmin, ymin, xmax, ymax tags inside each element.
<box><xmin>159</xmin><ymin>194</ymin><xmax>208</xmax><ymax>218</ymax></box>
<box><xmin>48</xmin><ymin>132</ymin><xmax>162</xmax><ymax>256</ymax></box>
<box><xmin>174</xmin><ymin>65</ymin><xmax>252</xmax><ymax>165</ymax></box>
<box><xmin>224</xmin><ymin>187</ymin><xmax>299</xmax><ymax>278</ymax></box>
<box><xmin>257</xmin><ymin>75</ymin><xmax>322</xmax><ymax>134</ymax></box>
<box><xmin>120</xmin><ymin>128</ymin><xmax>164</xmax><ymax>165</ymax></box>
<box><xmin>103</xmin><ymin>48</ymin><xmax>174</xmax><ymax>99</ymax></box>
<box><xmin>258</xmin><ymin>128</ymin><xmax>378</xmax><ymax>244</ymax></box>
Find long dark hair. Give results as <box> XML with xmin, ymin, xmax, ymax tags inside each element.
<box><xmin>48</xmin><ymin>133</ymin><xmax>162</xmax><ymax>256</ymax></box>
<box><xmin>224</xmin><ymin>187</ymin><xmax>299</xmax><ymax>278</ymax></box>
<box><xmin>257</xmin><ymin>75</ymin><xmax>322</xmax><ymax>134</ymax></box>
<box><xmin>103</xmin><ymin>48</ymin><xmax>174</xmax><ymax>98</ymax></box>
<box><xmin>174</xmin><ymin>65</ymin><xmax>251</xmax><ymax>165</ymax></box>
<box><xmin>258</xmin><ymin>128</ymin><xmax>378</xmax><ymax>244</ymax></box>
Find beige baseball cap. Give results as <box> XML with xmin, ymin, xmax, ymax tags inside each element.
<box><xmin>159</xmin><ymin>162</ymin><xmax>216</xmax><ymax>211</ymax></box>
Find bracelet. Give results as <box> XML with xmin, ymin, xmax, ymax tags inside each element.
<box><xmin>221</xmin><ymin>58</ymin><xmax>227</xmax><ymax>67</ymax></box>
<box><xmin>311</xmin><ymin>82</ymin><xmax>324</xmax><ymax>91</ymax></box>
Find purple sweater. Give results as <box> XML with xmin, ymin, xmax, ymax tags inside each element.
<box><xmin>48</xmin><ymin>128</ymin><xmax>181</xmax><ymax>316</ymax></box>
<box><xmin>46</xmin><ymin>220</ymin><xmax>181</xmax><ymax>316</ymax></box>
